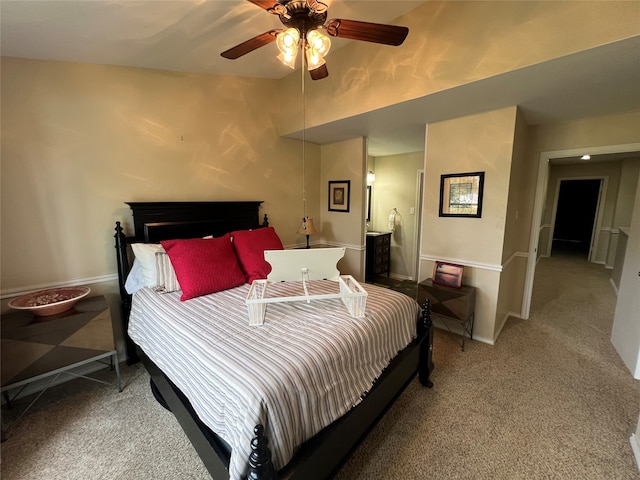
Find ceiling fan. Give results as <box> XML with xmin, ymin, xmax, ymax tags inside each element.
<box><xmin>221</xmin><ymin>0</ymin><xmax>409</xmax><ymax>80</ymax></box>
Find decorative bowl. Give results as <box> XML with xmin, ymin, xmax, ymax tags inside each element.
<box><xmin>8</xmin><ymin>286</ymin><xmax>91</xmax><ymax>316</ymax></box>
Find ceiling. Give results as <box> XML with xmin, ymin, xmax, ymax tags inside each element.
<box><xmin>2</xmin><ymin>1</ymin><xmax>639</xmax><ymax>157</ymax></box>
<box><xmin>0</xmin><ymin>0</ymin><xmax>424</xmax><ymax>78</ymax></box>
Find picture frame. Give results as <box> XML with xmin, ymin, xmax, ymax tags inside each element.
<box><xmin>433</xmin><ymin>261</ymin><xmax>464</xmax><ymax>288</ymax></box>
<box><xmin>439</xmin><ymin>172</ymin><xmax>485</xmax><ymax>218</ymax></box>
<box><xmin>328</xmin><ymin>180</ymin><xmax>350</xmax><ymax>212</ymax></box>
<box><xmin>366</xmin><ymin>185</ymin><xmax>372</xmax><ymax>222</ymax></box>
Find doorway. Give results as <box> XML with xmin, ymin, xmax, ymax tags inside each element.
<box><xmin>551</xmin><ymin>179</ymin><xmax>601</xmax><ymax>258</ymax></box>
<box><xmin>522</xmin><ymin>142</ymin><xmax>640</xmax><ymax>320</ymax></box>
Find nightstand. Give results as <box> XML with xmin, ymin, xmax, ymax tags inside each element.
<box><xmin>365</xmin><ymin>232</ymin><xmax>391</xmax><ymax>281</ymax></box>
<box><xmin>1</xmin><ymin>295</ymin><xmax>122</xmax><ymax>435</ymax></box>
<box><xmin>417</xmin><ymin>278</ymin><xmax>476</xmax><ymax>351</ymax></box>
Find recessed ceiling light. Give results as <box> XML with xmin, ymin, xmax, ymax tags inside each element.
<box><xmin>581</xmin><ymin>154</ymin><xmax>591</xmax><ymax>160</ymax></box>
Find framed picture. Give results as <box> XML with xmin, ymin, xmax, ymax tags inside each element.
<box><xmin>433</xmin><ymin>261</ymin><xmax>464</xmax><ymax>288</ymax></box>
<box><xmin>439</xmin><ymin>172</ymin><xmax>485</xmax><ymax>218</ymax></box>
<box><xmin>328</xmin><ymin>180</ymin><xmax>350</xmax><ymax>212</ymax></box>
<box><xmin>366</xmin><ymin>185</ymin><xmax>372</xmax><ymax>222</ymax></box>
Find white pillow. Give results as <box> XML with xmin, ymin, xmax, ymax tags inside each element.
<box><xmin>124</xmin><ymin>259</ymin><xmax>145</xmax><ymax>294</ymax></box>
<box><xmin>130</xmin><ymin>243</ymin><xmax>165</xmax><ymax>288</ymax></box>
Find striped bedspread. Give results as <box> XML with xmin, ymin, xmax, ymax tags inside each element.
<box><xmin>128</xmin><ymin>280</ymin><xmax>419</xmax><ymax>480</ymax></box>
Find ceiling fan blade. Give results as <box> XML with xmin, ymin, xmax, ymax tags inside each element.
<box><xmin>309</xmin><ymin>64</ymin><xmax>329</xmax><ymax>80</ymax></box>
<box><xmin>325</xmin><ymin>19</ymin><xmax>409</xmax><ymax>46</ymax></box>
<box><xmin>247</xmin><ymin>0</ymin><xmax>278</xmax><ymax>11</ymax></box>
<box><xmin>306</xmin><ymin>0</ymin><xmax>328</xmax><ymax>14</ymax></box>
<box><xmin>221</xmin><ymin>30</ymin><xmax>280</xmax><ymax>59</ymax></box>
<box><xmin>247</xmin><ymin>0</ymin><xmax>288</xmax><ymax>16</ymax></box>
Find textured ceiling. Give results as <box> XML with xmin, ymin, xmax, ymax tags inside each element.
<box><xmin>0</xmin><ymin>0</ymin><xmax>424</xmax><ymax>78</ymax></box>
<box><xmin>2</xmin><ymin>1</ymin><xmax>639</xmax><ymax>156</ymax></box>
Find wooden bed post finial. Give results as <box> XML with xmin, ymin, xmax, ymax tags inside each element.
<box><xmin>419</xmin><ymin>298</ymin><xmax>434</xmax><ymax>388</ymax></box>
<box><xmin>245</xmin><ymin>424</ymin><xmax>276</xmax><ymax>480</ymax></box>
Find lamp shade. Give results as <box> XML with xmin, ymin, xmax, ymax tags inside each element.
<box><xmin>297</xmin><ymin>217</ymin><xmax>317</xmax><ymax>236</ymax></box>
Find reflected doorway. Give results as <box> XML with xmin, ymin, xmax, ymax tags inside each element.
<box><xmin>552</xmin><ymin>178</ymin><xmax>601</xmax><ymax>258</ymax></box>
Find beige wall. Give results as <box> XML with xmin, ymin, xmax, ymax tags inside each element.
<box><xmin>615</xmin><ymin>158</ymin><xmax>640</xmax><ymax>227</ymax></box>
<box><xmin>370</xmin><ymin>151</ymin><xmax>424</xmax><ymax>280</ymax></box>
<box><xmin>421</xmin><ymin>106</ymin><xmax>518</xmax><ymax>343</ymax></box>
<box><xmin>503</xmin><ymin>109</ymin><xmax>534</xmax><ymax>259</ymax></box>
<box><xmin>319</xmin><ymin>137</ymin><xmax>367</xmax><ymax>281</ymax></box>
<box><xmin>611</xmin><ymin>168</ymin><xmax>640</xmax><ymax>376</ymax></box>
<box><xmin>496</xmin><ymin>109</ymin><xmax>532</xmax><ymax>334</ymax></box>
<box><xmin>0</xmin><ymin>57</ymin><xmax>321</xmax><ymax>296</ymax></box>
<box><xmin>279</xmin><ymin>1</ymin><xmax>640</xmax><ymax>134</ymax></box>
<box><xmin>529</xmin><ymin>111</ymin><xmax>640</xmax><ymax>161</ymax></box>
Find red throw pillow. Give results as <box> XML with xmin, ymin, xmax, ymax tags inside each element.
<box><xmin>161</xmin><ymin>235</ymin><xmax>246</xmax><ymax>301</ymax></box>
<box><xmin>232</xmin><ymin>227</ymin><xmax>284</xmax><ymax>284</ymax></box>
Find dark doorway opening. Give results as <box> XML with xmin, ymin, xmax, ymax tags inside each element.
<box><xmin>552</xmin><ymin>179</ymin><xmax>601</xmax><ymax>257</ymax></box>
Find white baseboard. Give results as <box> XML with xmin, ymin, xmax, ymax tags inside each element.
<box><xmin>630</xmin><ymin>434</ymin><xmax>640</xmax><ymax>473</ymax></box>
<box><xmin>610</xmin><ymin>278</ymin><xmax>620</xmax><ymax>296</ymax></box>
<box><xmin>494</xmin><ymin>312</ymin><xmax>521</xmax><ymax>342</ymax></box>
<box><xmin>0</xmin><ymin>274</ymin><xmax>118</xmax><ymax>300</ymax></box>
<box><xmin>432</xmin><ymin>318</ymin><xmax>494</xmax><ymax>346</ymax></box>
<box><xmin>389</xmin><ymin>273</ymin><xmax>414</xmax><ymax>281</ymax></box>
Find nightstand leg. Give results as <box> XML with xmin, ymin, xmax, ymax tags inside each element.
<box><xmin>113</xmin><ymin>353</ymin><xmax>123</xmax><ymax>392</ymax></box>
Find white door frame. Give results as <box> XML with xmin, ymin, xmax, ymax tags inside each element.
<box><xmin>522</xmin><ymin>142</ymin><xmax>640</xmax><ymax>320</ymax></box>
<box><xmin>413</xmin><ymin>168</ymin><xmax>425</xmax><ymax>281</ymax></box>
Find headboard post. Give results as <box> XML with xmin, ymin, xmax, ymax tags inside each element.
<box><xmin>114</xmin><ymin>221</ymin><xmax>130</xmax><ymax>302</ymax></box>
<box><xmin>114</xmin><ymin>221</ymin><xmax>137</xmax><ymax>364</ymax></box>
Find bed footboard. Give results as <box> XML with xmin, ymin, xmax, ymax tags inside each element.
<box><xmin>247</xmin><ymin>298</ymin><xmax>434</xmax><ymax>480</ymax></box>
<box><xmin>245</xmin><ymin>425</ymin><xmax>276</xmax><ymax>480</ymax></box>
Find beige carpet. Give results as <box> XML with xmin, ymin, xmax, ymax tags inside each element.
<box><xmin>3</xmin><ymin>253</ymin><xmax>640</xmax><ymax>479</ymax></box>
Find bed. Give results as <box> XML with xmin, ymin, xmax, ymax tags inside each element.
<box><xmin>114</xmin><ymin>201</ymin><xmax>434</xmax><ymax>480</ymax></box>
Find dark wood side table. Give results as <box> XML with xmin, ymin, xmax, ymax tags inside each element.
<box><xmin>417</xmin><ymin>278</ymin><xmax>476</xmax><ymax>351</ymax></box>
<box><xmin>366</xmin><ymin>232</ymin><xmax>391</xmax><ymax>281</ymax></box>
<box><xmin>1</xmin><ymin>295</ymin><xmax>122</xmax><ymax>438</ymax></box>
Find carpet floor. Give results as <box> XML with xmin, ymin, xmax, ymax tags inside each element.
<box><xmin>2</xmin><ymin>253</ymin><xmax>639</xmax><ymax>479</ymax></box>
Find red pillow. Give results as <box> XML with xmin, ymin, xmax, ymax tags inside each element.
<box><xmin>161</xmin><ymin>235</ymin><xmax>246</xmax><ymax>301</ymax></box>
<box><xmin>232</xmin><ymin>227</ymin><xmax>284</xmax><ymax>284</ymax></box>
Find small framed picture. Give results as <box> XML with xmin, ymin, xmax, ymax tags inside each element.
<box><xmin>328</xmin><ymin>180</ymin><xmax>350</xmax><ymax>212</ymax></box>
<box><xmin>433</xmin><ymin>261</ymin><xmax>464</xmax><ymax>288</ymax></box>
<box><xmin>439</xmin><ymin>172</ymin><xmax>485</xmax><ymax>218</ymax></box>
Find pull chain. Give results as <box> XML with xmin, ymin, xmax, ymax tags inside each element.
<box><xmin>301</xmin><ymin>38</ymin><xmax>307</xmax><ymax>221</ymax></box>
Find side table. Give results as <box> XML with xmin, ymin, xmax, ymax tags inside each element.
<box><xmin>365</xmin><ymin>232</ymin><xmax>391</xmax><ymax>281</ymax></box>
<box><xmin>1</xmin><ymin>295</ymin><xmax>122</xmax><ymax>438</ymax></box>
<box><xmin>417</xmin><ymin>278</ymin><xmax>476</xmax><ymax>351</ymax></box>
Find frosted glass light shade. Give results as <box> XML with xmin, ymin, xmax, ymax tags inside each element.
<box><xmin>306</xmin><ymin>30</ymin><xmax>331</xmax><ymax>57</ymax></box>
<box><xmin>276</xmin><ymin>28</ymin><xmax>300</xmax><ymax>68</ymax></box>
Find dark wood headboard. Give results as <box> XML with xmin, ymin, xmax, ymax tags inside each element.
<box><xmin>114</xmin><ymin>201</ymin><xmax>266</xmax><ymax>362</ymax></box>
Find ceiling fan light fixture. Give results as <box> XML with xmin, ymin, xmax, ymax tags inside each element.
<box><xmin>276</xmin><ymin>28</ymin><xmax>300</xmax><ymax>54</ymax></box>
<box><xmin>305</xmin><ymin>45</ymin><xmax>326</xmax><ymax>70</ymax></box>
<box><xmin>223</xmin><ymin>1</ymin><xmax>409</xmax><ymax>81</ymax></box>
<box><xmin>306</xmin><ymin>30</ymin><xmax>331</xmax><ymax>57</ymax></box>
<box><xmin>276</xmin><ymin>28</ymin><xmax>300</xmax><ymax>68</ymax></box>
<box><xmin>278</xmin><ymin>51</ymin><xmax>298</xmax><ymax>69</ymax></box>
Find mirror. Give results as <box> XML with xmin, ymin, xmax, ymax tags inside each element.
<box><xmin>439</xmin><ymin>172</ymin><xmax>485</xmax><ymax>218</ymax></box>
<box><xmin>366</xmin><ymin>185</ymin><xmax>372</xmax><ymax>222</ymax></box>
